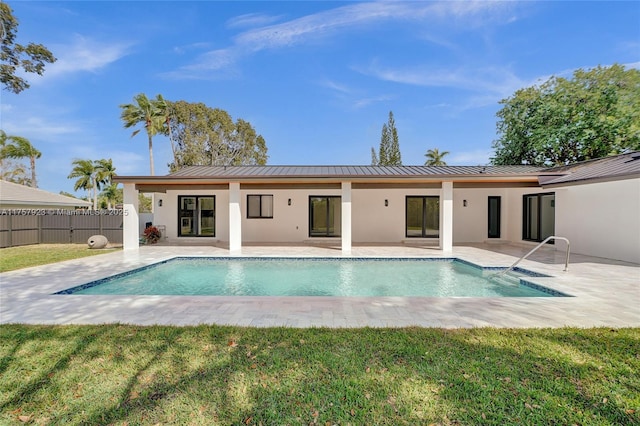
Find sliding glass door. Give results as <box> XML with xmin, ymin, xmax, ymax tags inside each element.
<box><xmin>178</xmin><ymin>196</ymin><xmax>215</xmax><ymax>237</ymax></box>
<box><xmin>523</xmin><ymin>193</ymin><xmax>554</xmax><ymax>242</ymax></box>
<box><xmin>309</xmin><ymin>196</ymin><xmax>341</xmax><ymax>237</ymax></box>
<box><xmin>406</xmin><ymin>196</ymin><xmax>439</xmax><ymax>238</ymax></box>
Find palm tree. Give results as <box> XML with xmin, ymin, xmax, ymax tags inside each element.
<box><xmin>100</xmin><ymin>184</ymin><xmax>120</xmax><ymax>209</ymax></box>
<box><xmin>119</xmin><ymin>93</ymin><xmax>166</xmax><ymax>175</ymax></box>
<box><xmin>0</xmin><ymin>131</ymin><xmax>41</xmax><ymax>187</ymax></box>
<box><xmin>95</xmin><ymin>158</ymin><xmax>116</xmax><ymax>186</ymax></box>
<box><xmin>1</xmin><ymin>161</ymin><xmax>30</xmax><ymax>185</ymax></box>
<box><xmin>154</xmin><ymin>94</ymin><xmax>178</xmax><ymax>161</ymax></box>
<box><xmin>424</xmin><ymin>148</ymin><xmax>450</xmax><ymax>166</ymax></box>
<box><xmin>68</xmin><ymin>159</ymin><xmax>98</xmax><ymax>210</ymax></box>
<box><xmin>95</xmin><ymin>158</ymin><xmax>117</xmax><ymax>209</ymax></box>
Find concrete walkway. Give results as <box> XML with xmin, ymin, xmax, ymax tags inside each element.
<box><xmin>1</xmin><ymin>244</ymin><xmax>638</xmax><ymax>328</ymax></box>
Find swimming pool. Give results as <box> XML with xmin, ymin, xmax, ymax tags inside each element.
<box><xmin>55</xmin><ymin>257</ymin><xmax>565</xmax><ymax>297</ymax></box>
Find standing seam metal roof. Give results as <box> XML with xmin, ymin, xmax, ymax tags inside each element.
<box><xmin>539</xmin><ymin>151</ymin><xmax>640</xmax><ymax>185</ymax></box>
<box><xmin>168</xmin><ymin>165</ymin><xmax>544</xmax><ymax>178</ymax></box>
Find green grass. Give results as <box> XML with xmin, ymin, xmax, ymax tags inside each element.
<box><xmin>1</xmin><ymin>326</ymin><xmax>638</xmax><ymax>425</ymax></box>
<box><xmin>0</xmin><ymin>244</ymin><xmax>121</xmax><ymax>272</ymax></box>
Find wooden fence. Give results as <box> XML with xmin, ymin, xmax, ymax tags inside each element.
<box><xmin>0</xmin><ymin>210</ymin><xmax>124</xmax><ymax>248</ymax></box>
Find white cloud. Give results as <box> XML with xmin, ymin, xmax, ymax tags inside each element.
<box><xmin>1</xmin><ymin>115</ymin><xmax>80</xmax><ymax>139</ymax></box>
<box><xmin>358</xmin><ymin>61</ymin><xmax>526</xmax><ymax>97</ymax></box>
<box><xmin>352</xmin><ymin>94</ymin><xmax>395</xmax><ymax>109</ymax></box>
<box><xmin>172</xmin><ymin>42</ymin><xmax>213</xmax><ymax>55</ymax></box>
<box><xmin>317</xmin><ymin>78</ymin><xmax>394</xmax><ymax>109</ymax></box>
<box><xmin>34</xmin><ymin>35</ymin><xmax>132</xmax><ymax>82</ymax></box>
<box><xmin>168</xmin><ymin>1</ymin><xmax>518</xmax><ymax>79</ymax></box>
<box><xmin>226</xmin><ymin>13</ymin><xmax>283</xmax><ymax>29</ymax></box>
<box><xmin>449</xmin><ymin>149</ymin><xmax>494</xmax><ymax>166</ymax></box>
<box><xmin>318</xmin><ymin>78</ymin><xmax>352</xmax><ymax>94</ymax></box>
<box><xmin>105</xmin><ymin>150</ymin><xmax>148</xmax><ymax>174</ymax></box>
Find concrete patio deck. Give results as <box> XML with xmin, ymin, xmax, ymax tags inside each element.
<box><xmin>1</xmin><ymin>243</ymin><xmax>638</xmax><ymax>328</ymax></box>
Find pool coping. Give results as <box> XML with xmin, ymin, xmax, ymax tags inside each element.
<box><xmin>1</xmin><ymin>244</ymin><xmax>638</xmax><ymax>328</ymax></box>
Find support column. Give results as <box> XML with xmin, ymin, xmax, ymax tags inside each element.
<box><xmin>123</xmin><ymin>183</ymin><xmax>139</xmax><ymax>250</ymax></box>
<box><xmin>441</xmin><ymin>181</ymin><xmax>453</xmax><ymax>252</ymax></box>
<box><xmin>341</xmin><ymin>181</ymin><xmax>352</xmax><ymax>255</ymax></box>
<box><xmin>229</xmin><ymin>182</ymin><xmax>242</xmax><ymax>253</ymax></box>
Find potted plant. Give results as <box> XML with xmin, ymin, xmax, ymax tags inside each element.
<box><xmin>143</xmin><ymin>226</ymin><xmax>161</xmax><ymax>244</ymax></box>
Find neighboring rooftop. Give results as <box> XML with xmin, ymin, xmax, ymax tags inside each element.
<box><xmin>0</xmin><ymin>180</ymin><xmax>91</xmax><ymax>208</ymax></box>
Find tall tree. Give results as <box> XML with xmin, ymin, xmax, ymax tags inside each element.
<box><xmin>94</xmin><ymin>158</ymin><xmax>117</xmax><ymax>208</ymax></box>
<box><xmin>370</xmin><ymin>147</ymin><xmax>379</xmax><ymax>166</ymax></box>
<box><xmin>1</xmin><ymin>159</ymin><xmax>29</xmax><ymax>184</ymax></box>
<box><xmin>0</xmin><ymin>133</ymin><xmax>41</xmax><ymax>187</ymax></box>
<box><xmin>386</xmin><ymin>111</ymin><xmax>401</xmax><ymax>165</ymax></box>
<box><xmin>0</xmin><ymin>2</ymin><xmax>56</xmax><ymax>93</ymax></box>
<box><xmin>424</xmin><ymin>148</ymin><xmax>450</xmax><ymax>166</ymax></box>
<box><xmin>68</xmin><ymin>159</ymin><xmax>107</xmax><ymax>210</ymax></box>
<box><xmin>154</xmin><ymin>94</ymin><xmax>178</xmax><ymax>160</ymax></box>
<box><xmin>492</xmin><ymin>64</ymin><xmax>640</xmax><ymax>166</ymax></box>
<box><xmin>99</xmin><ymin>184</ymin><xmax>119</xmax><ymax>209</ymax></box>
<box><xmin>371</xmin><ymin>111</ymin><xmax>402</xmax><ymax>166</ymax></box>
<box><xmin>168</xmin><ymin>101</ymin><xmax>268</xmax><ymax>171</ymax></box>
<box><xmin>119</xmin><ymin>93</ymin><xmax>166</xmax><ymax>175</ymax></box>
<box><xmin>95</xmin><ymin>158</ymin><xmax>116</xmax><ymax>186</ymax></box>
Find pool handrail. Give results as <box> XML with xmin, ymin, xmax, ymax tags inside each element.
<box><xmin>494</xmin><ymin>236</ymin><xmax>570</xmax><ymax>276</ymax></box>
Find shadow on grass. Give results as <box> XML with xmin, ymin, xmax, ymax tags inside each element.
<box><xmin>0</xmin><ymin>326</ymin><xmax>638</xmax><ymax>425</ymax></box>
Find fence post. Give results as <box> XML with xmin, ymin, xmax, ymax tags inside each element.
<box><xmin>7</xmin><ymin>215</ymin><xmax>12</xmax><ymax>247</ymax></box>
<box><xmin>38</xmin><ymin>214</ymin><xmax>42</xmax><ymax>244</ymax></box>
<box><xmin>69</xmin><ymin>214</ymin><xmax>73</xmax><ymax>244</ymax></box>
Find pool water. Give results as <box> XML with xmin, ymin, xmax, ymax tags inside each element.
<box><xmin>56</xmin><ymin>257</ymin><xmax>559</xmax><ymax>297</ymax></box>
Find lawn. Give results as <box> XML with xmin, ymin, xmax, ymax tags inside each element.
<box><xmin>0</xmin><ymin>325</ymin><xmax>637</xmax><ymax>425</ymax></box>
<box><xmin>0</xmin><ymin>244</ymin><xmax>121</xmax><ymax>272</ymax></box>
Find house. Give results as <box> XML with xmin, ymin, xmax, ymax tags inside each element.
<box><xmin>0</xmin><ymin>180</ymin><xmax>91</xmax><ymax>209</ymax></box>
<box><xmin>114</xmin><ymin>152</ymin><xmax>640</xmax><ymax>264</ymax></box>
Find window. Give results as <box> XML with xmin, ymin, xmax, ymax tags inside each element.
<box><xmin>309</xmin><ymin>196</ymin><xmax>341</xmax><ymax>237</ymax></box>
<box><xmin>523</xmin><ymin>193</ymin><xmax>555</xmax><ymax>242</ymax></box>
<box><xmin>247</xmin><ymin>195</ymin><xmax>273</xmax><ymax>218</ymax></box>
<box><xmin>488</xmin><ymin>196</ymin><xmax>501</xmax><ymax>238</ymax></box>
<box><xmin>406</xmin><ymin>196</ymin><xmax>439</xmax><ymax>238</ymax></box>
<box><xmin>178</xmin><ymin>196</ymin><xmax>215</xmax><ymax>237</ymax></box>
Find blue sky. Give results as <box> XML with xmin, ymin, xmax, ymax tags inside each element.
<box><xmin>2</xmin><ymin>1</ymin><xmax>639</xmax><ymax>194</ymax></box>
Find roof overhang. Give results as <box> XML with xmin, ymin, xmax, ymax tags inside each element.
<box><xmin>114</xmin><ymin>174</ymin><xmax>543</xmax><ymax>193</ymax></box>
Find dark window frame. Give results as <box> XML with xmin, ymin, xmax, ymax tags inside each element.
<box><xmin>522</xmin><ymin>192</ymin><xmax>555</xmax><ymax>243</ymax></box>
<box><xmin>177</xmin><ymin>195</ymin><xmax>216</xmax><ymax>237</ymax></box>
<box><xmin>308</xmin><ymin>195</ymin><xmax>341</xmax><ymax>237</ymax></box>
<box><xmin>247</xmin><ymin>194</ymin><xmax>274</xmax><ymax>219</ymax></box>
<box><xmin>488</xmin><ymin>196</ymin><xmax>501</xmax><ymax>238</ymax></box>
<box><xmin>405</xmin><ymin>195</ymin><xmax>440</xmax><ymax>238</ymax></box>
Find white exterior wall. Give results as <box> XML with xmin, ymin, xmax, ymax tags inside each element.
<box><xmin>242</xmin><ymin>188</ymin><xmax>339</xmax><ymax>242</ymax></box>
<box><xmin>351</xmin><ymin>188</ymin><xmax>440</xmax><ymax>242</ymax></box>
<box><xmin>555</xmin><ymin>178</ymin><xmax>640</xmax><ymax>263</ymax></box>
<box><xmin>153</xmin><ymin>186</ymin><xmax>579</xmax><ymax>247</ymax></box>
<box><xmin>453</xmin><ymin>188</ymin><xmax>506</xmax><ymax>243</ymax></box>
<box><xmin>154</xmin><ymin>189</ymin><xmax>230</xmax><ymax>244</ymax></box>
<box><xmin>452</xmin><ymin>187</ymin><xmax>536</xmax><ymax>244</ymax></box>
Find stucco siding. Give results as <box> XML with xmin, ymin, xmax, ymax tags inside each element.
<box><xmin>555</xmin><ymin>179</ymin><xmax>640</xmax><ymax>263</ymax></box>
<box><xmin>154</xmin><ymin>187</ymin><xmax>541</xmax><ymax>245</ymax></box>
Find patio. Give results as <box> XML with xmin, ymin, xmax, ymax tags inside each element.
<box><xmin>1</xmin><ymin>243</ymin><xmax>638</xmax><ymax>328</ymax></box>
